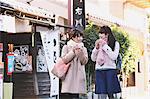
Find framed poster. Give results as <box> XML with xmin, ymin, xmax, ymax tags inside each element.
<box><xmin>13</xmin><ymin>45</ymin><xmax>32</xmax><ymax>72</ymax></box>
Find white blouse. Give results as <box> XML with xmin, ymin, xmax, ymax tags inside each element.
<box><xmin>91</xmin><ymin>41</ymin><xmax>120</xmax><ymax>70</ymax></box>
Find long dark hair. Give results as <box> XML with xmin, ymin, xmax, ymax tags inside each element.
<box><xmin>99</xmin><ymin>26</ymin><xmax>116</xmax><ymax>51</ymax></box>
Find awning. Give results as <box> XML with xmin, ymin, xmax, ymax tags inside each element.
<box><xmin>127</xmin><ymin>0</ymin><xmax>150</xmax><ymax>8</ymax></box>
<box><xmin>87</xmin><ymin>14</ymin><xmax>141</xmax><ymax>31</ymax></box>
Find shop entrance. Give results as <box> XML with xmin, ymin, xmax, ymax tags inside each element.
<box><xmin>1</xmin><ymin>32</ymin><xmax>51</xmax><ymax>99</ymax></box>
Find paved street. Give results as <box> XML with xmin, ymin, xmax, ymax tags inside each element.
<box><xmin>87</xmin><ymin>90</ymin><xmax>150</xmax><ymax>99</ymax></box>
<box><xmin>126</xmin><ymin>95</ymin><xmax>150</xmax><ymax>99</ymax></box>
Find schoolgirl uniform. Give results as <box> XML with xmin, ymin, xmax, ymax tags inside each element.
<box><xmin>91</xmin><ymin>41</ymin><xmax>121</xmax><ymax>94</ymax></box>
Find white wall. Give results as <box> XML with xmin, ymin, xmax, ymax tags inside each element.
<box><xmin>124</xmin><ymin>3</ymin><xmax>149</xmax><ymax>94</ymax></box>
<box><xmin>109</xmin><ymin>0</ymin><xmax>124</xmax><ymax>19</ymax></box>
<box><xmin>124</xmin><ymin>3</ymin><xmax>147</xmax><ymax>32</ymax></box>
<box><xmin>85</xmin><ymin>0</ymin><xmax>110</xmax><ymax>17</ymax></box>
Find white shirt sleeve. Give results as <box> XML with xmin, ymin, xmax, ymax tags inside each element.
<box><xmin>91</xmin><ymin>47</ymin><xmax>99</xmax><ymax>62</ymax></box>
<box><xmin>102</xmin><ymin>41</ymin><xmax>120</xmax><ymax>60</ymax></box>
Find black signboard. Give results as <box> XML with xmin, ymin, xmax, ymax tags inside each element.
<box><xmin>73</xmin><ymin>0</ymin><xmax>85</xmax><ymax>31</ymax></box>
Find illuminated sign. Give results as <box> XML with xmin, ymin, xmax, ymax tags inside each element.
<box><xmin>7</xmin><ymin>54</ymin><xmax>14</xmax><ymax>75</ymax></box>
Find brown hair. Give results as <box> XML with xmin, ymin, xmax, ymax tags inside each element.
<box><xmin>69</xmin><ymin>29</ymin><xmax>83</xmax><ymax>39</ymax></box>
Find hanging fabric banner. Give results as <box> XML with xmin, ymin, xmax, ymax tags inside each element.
<box><xmin>73</xmin><ymin>0</ymin><xmax>85</xmax><ymax>31</ymax></box>
<box><xmin>40</xmin><ymin>29</ymin><xmax>60</xmax><ymax>97</ymax></box>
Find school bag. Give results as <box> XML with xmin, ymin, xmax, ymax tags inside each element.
<box><xmin>115</xmin><ymin>53</ymin><xmax>122</xmax><ymax>72</ymax></box>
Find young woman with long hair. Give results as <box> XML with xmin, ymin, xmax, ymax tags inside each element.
<box><xmin>91</xmin><ymin>26</ymin><xmax>121</xmax><ymax>99</ymax></box>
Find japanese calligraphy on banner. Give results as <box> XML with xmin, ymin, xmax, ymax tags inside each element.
<box><xmin>39</xmin><ymin>28</ymin><xmax>60</xmax><ymax>97</ymax></box>
<box><xmin>73</xmin><ymin>0</ymin><xmax>85</xmax><ymax>31</ymax></box>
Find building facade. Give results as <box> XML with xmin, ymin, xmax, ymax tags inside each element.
<box><xmin>1</xmin><ymin>0</ymin><xmax>150</xmax><ymax>98</ymax></box>
<box><xmin>17</xmin><ymin>0</ymin><xmax>150</xmax><ymax>96</ymax></box>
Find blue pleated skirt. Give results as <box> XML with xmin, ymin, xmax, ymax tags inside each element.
<box><xmin>95</xmin><ymin>69</ymin><xmax>121</xmax><ymax>94</ymax></box>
